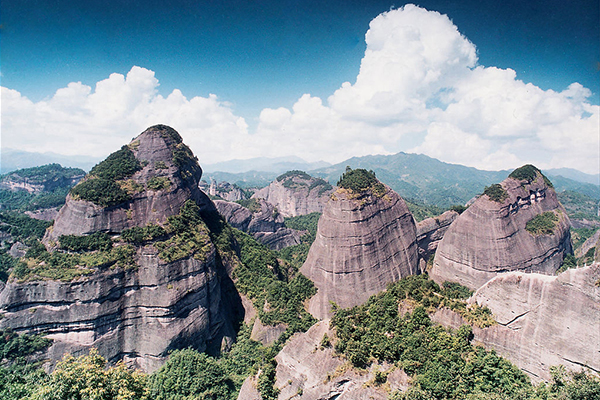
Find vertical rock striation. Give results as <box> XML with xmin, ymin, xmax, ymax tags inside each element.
<box><xmin>432</xmin><ymin>165</ymin><xmax>572</xmax><ymax>290</ymax></box>
<box><xmin>0</xmin><ymin>125</ymin><xmax>237</xmax><ymax>372</ymax></box>
<box><xmin>301</xmin><ymin>170</ymin><xmax>418</xmax><ymax>319</ymax></box>
<box><xmin>251</xmin><ymin>170</ymin><xmax>334</xmax><ymax>217</ymax></box>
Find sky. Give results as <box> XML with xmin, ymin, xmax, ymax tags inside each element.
<box><xmin>1</xmin><ymin>0</ymin><xmax>599</xmax><ymax>174</ymax></box>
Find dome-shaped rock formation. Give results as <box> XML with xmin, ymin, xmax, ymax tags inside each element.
<box><xmin>301</xmin><ymin>168</ymin><xmax>419</xmax><ymax>319</ymax></box>
<box><xmin>214</xmin><ymin>198</ymin><xmax>301</xmax><ymax>250</ymax></box>
<box><xmin>0</xmin><ymin>125</ymin><xmax>238</xmax><ymax>372</ymax></box>
<box><xmin>431</xmin><ymin>165</ymin><xmax>572</xmax><ymax>290</ymax></box>
<box><xmin>47</xmin><ymin>125</ymin><xmax>212</xmax><ymax>241</ymax></box>
<box><xmin>251</xmin><ymin>170</ymin><xmax>334</xmax><ymax>217</ymax></box>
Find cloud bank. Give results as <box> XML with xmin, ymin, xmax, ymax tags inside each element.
<box><xmin>2</xmin><ymin>5</ymin><xmax>598</xmax><ymax>174</ymax></box>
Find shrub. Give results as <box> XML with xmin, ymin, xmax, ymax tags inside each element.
<box><xmin>337</xmin><ymin>167</ymin><xmax>386</xmax><ymax>196</ymax></box>
<box><xmin>121</xmin><ymin>225</ymin><xmax>167</xmax><ymax>244</ymax></box>
<box><xmin>89</xmin><ymin>146</ymin><xmax>142</xmax><ymax>181</ymax></box>
<box><xmin>509</xmin><ymin>164</ymin><xmax>553</xmax><ymax>187</ymax></box>
<box><xmin>59</xmin><ymin>232</ymin><xmax>113</xmax><ymax>252</ymax></box>
<box><xmin>70</xmin><ymin>177</ymin><xmax>131</xmax><ymax>207</ymax></box>
<box><xmin>147</xmin><ymin>177</ymin><xmax>171</xmax><ymax>191</ymax></box>
<box><xmin>526</xmin><ymin>211</ymin><xmax>558</xmax><ymax>235</ymax></box>
<box><xmin>235</xmin><ymin>198</ymin><xmax>262</xmax><ymax>213</ymax></box>
<box><xmin>483</xmin><ymin>184</ymin><xmax>508</xmax><ymax>203</ymax></box>
<box><xmin>276</xmin><ymin>170</ymin><xmax>311</xmax><ymax>182</ymax></box>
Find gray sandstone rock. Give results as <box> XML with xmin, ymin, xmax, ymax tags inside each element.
<box><xmin>432</xmin><ymin>264</ymin><xmax>600</xmax><ymax>382</ymax></box>
<box><xmin>301</xmin><ymin>185</ymin><xmax>419</xmax><ymax>319</ymax></box>
<box><xmin>214</xmin><ymin>198</ymin><xmax>301</xmax><ymax>250</ymax></box>
<box><xmin>432</xmin><ymin>169</ymin><xmax>572</xmax><ymax>290</ymax></box>
<box><xmin>0</xmin><ymin>125</ymin><xmax>237</xmax><ymax>372</ymax></box>
<box><xmin>416</xmin><ymin>210</ymin><xmax>459</xmax><ymax>267</ymax></box>
<box><xmin>252</xmin><ymin>172</ymin><xmax>334</xmax><ymax>217</ymax></box>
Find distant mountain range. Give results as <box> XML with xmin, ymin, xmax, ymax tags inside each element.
<box><xmin>206</xmin><ymin>153</ymin><xmax>600</xmax><ymax>209</ymax></box>
<box><xmin>3</xmin><ymin>150</ymin><xmax>598</xmax><ymax>210</ymax></box>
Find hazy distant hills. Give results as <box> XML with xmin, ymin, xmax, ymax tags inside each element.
<box><xmin>3</xmin><ymin>150</ymin><xmax>598</xmax><ymax>210</ymax></box>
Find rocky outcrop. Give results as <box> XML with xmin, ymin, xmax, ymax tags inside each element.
<box><xmin>433</xmin><ymin>264</ymin><xmax>600</xmax><ymax>382</ymax></box>
<box><xmin>0</xmin><ymin>245</ymin><xmax>225</xmax><ymax>373</ymax></box>
<box><xmin>301</xmin><ymin>182</ymin><xmax>419</xmax><ymax>319</ymax></box>
<box><xmin>416</xmin><ymin>210</ymin><xmax>459</xmax><ymax>268</ymax></box>
<box><xmin>200</xmin><ymin>180</ymin><xmax>246</xmax><ymax>202</ymax></box>
<box><xmin>575</xmin><ymin>229</ymin><xmax>600</xmax><ymax>260</ymax></box>
<box><xmin>0</xmin><ymin>164</ymin><xmax>85</xmax><ymax>194</ymax></box>
<box><xmin>214</xmin><ymin>199</ymin><xmax>301</xmax><ymax>250</ymax></box>
<box><xmin>48</xmin><ymin>125</ymin><xmax>214</xmax><ymax>241</ymax></box>
<box><xmin>238</xmin><ymin>320</ymin><xmax>409</xmax><ymax>400</ymax></box>
<box><xmin>252</xmin><ymin>171</ymin><xmax>334</xmax><ymax>217</ymax></box>
<box><xmin>0</xmin><ymin>125</ymin><xmax>237</xmax><ymax>372</ymax></box>
<box><xmin>432</xmin><ymin>166</ymin><xmax>572</xmax><ymax>290</ymax></box>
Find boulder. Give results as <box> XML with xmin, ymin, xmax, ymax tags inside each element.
<box><xmin>432</xmin><ymin>166</ymin><xmax>572</xmax><ymax>290</ymax></box>
<box><xmin>301</xmin><ymin>182</ymin><xmax>419</xmax><ymax>319</ymax></box>
<box><xmin>252</xmin><ymin>171</ymin><xmax>334</xmax><ymax>217</ymax></box>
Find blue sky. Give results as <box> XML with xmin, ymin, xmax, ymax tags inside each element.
<box><xmin>1</xmin><ymin>1</ymin><xmax>599</xmax><ymax>173</ymax></box>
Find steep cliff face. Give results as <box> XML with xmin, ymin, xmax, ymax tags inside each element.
<box><xmin>433</xmin><ymin>264</ymin><xmax>600</xmax><ymax>381</ymax></box>
<box><xmin>416</xmin><ymin>210</ymin><xmax>458</xmax><ymax>268</ymax></box>
<box><xmin>432</xmin><ymin>165</ymin><xmax>572</xmax><ymax>290</ymax></box>
<box><xmin>48</xmin><ymin>125</ymin><xmax>213</xmax><ymax>241</ymax></box>
<box><xmin>251</xmin><ymin>171</ymin><xmax>334</xmax><ymax>217</ymax></box>
<box><xmin>0</xmin><ymin>125</ymin><xmax>236</xmax><ymax>372</ymax></box>
<box><xmin>214</xmin><ymin>199</ymin><xmax>301</xmax><ymax>250</ymax></box>
<box><xmin>301</xmin><ymin>170</ymin><xmax>418</xmax><ymax>319</ymax></box>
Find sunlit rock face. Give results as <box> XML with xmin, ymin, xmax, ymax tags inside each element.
<box><xmin>301</xmin><ymin>184</ymin><xmax>419</xmax><ymax>319</ymax></box>
<box><xmin>432</xmin><ymin>166</ymin><xmax>572</xmax><ymax>290</ymax></box>
<box><xmin>48</xmin><ymin>125</ymin><xmax>213</xmax><ymax>241</ymax></box>
<box><xmin>251</xmin><ymin>171</ymin><xmax>334</xmax><ymax>218</ymax></box>
<box><xmin>433</xmin><ymin>264</ymin><xmax>600</xmax><ymax>382</ymax></box>
<box><xmin>213</xmin><ymin>198</ymin><xmax>301</xmax><ymax>250</ymax></box>
<box><xmin>0</xmin><ymin>125</ymin><xmax>237</xmax><ymax>372</ymax></box>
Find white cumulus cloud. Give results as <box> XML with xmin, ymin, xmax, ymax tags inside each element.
<box><xmin>1</xmin><ymin>66</ymin><xmax>249</xmax><ymax>165</ymax></box>
<box><xmin>2</xmin><ymin>5</ymin><xmax>598</xmax><ymax>174</ymax></box>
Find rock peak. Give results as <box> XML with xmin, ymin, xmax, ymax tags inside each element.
<box><xmin>48</xmin><ymin>125</ymin><xmax>211</xmax><ymax>239</ymax></box>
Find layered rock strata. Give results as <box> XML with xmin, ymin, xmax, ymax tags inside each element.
<box><xmin>301</xmin><ymin>184</ymin><xmax>419</xmax><ymax>319</ymax></box>
<box><xmin>48</xmin><ymin>125</ymin><xmax>212</xmax><ymax>241</ymax></box>
<box><xmin>0</xmin><ymin>125</ymin><xmax>236</xmax><ymax>372</ymax></box>
<box><xmin>214</xmin><ymin>199</ymin><xmax>301</xmax><ymax>250</ymax></box>
<box><xmin>432</xmin><ymin>264</ymin><xmax>600</xmax><ymax>381</ymax></box>
<box><xmin>251</xmin><ymin>171</ymin><xmax>334</xmax><ymax>217</ymax></box>
<box><xmin>415</xmin><ymin>210</ymin><xmax>458</xmax><ymax>268</ymax></box>
<box><xmin>432</xmin><ymin>167</ymin><xmax>572</xmax><ymax>290</ymax></box>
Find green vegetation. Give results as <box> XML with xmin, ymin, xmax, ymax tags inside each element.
<box><xmin>148</xmin><ymin>349</ymin><xmax>234</xmax><ymax>399</ymax></box>
<box><xmin>154</xmin><ymin>161</ymin><xmax>168</xmax><ymax>170</ymax></box>
<box><xmin>558</xmin><ymin>254</ymin><xmax>578</xmax><ymax>273</ymax></box>
<box><xmin>405</xmin><ymin>199</ymin><xmax>444</xmax><ymax>222</ymax></box>
<box><xmin>235</xmin><ymin>198</ymin><xmax>262</xmax><ymax>213</ymax></box>
<box><xmin>231</xmin><ymin>229</ymin><xmax>316</xmax><ymax>333</ymax></box>
<box><xmin>1</xmin><ymin>164</ymin><xmax>84</xmax><ymax>185</ymax></box>
<box><xmin>484</xmin><ymin>184</ymin><xmax>508</xmax><ymax>203</ymax></box>
<box><xmin>278</xmin><ymin>212</ymin><xmax>320</xmax><ymax>268</ymax></box>
<box><xmin>276</xmin><ymin>170</ymin><xmax>311</xmax><ymax>182</ymax></box>
<box><xmin>0</xmin><ymin>212</ymin><xmax>52</xmax><ymax>240</ymax></box>
<box><xmin>509</xmin><ymin>164</ymin><xmax>553</xmax><ymax>188</ymax></box>
<box><xmin>0</xmin><ymin>329</ymin><xmax>52</xmax><ymax>400</ymax></box>
<box><xmin>0</xmin><ymin>249</ymin><xmax>23</xmax><ymax>282</ymax></box>
<box><xmin>121</xmin><ymin>225</ymin><xmax>167</xmax><ymax>244</ymax></box>
<box><xmin>29</xmin><ymin>348</ymin><xmax>147</xmax><ymax>400</ymax></box>
<box><xmin>558</xmin><ymin>190</ymin><xmax>600</xmax><ymax>221</ymax></box>
<box><xmin>153</xmin><ymin>201</ymin><xmax>213</xmax><ymax>263</ymax></box>
<box><xmin>89</xmin><ymin>146</ymin><xmax>142</xmax><ymax>181</ymax></box>
<box><xmin>146</xmin><ymin>176</ymin><xmax>171</xmax><ymax>191</ymax></box>
<box><xmin>70</xmin><ymin>177</ymin><xmax>132</xmax><ymax>207</ymax></box>
<box><xmin>332</xmin><ymin>278</ymin><xmax>525</xmax><ymax>399</ymax></box>
<box><xmin>337</xmin><ymin>167</ymin><xmax>386</xmax><ymax>197</ymax></box>
<box><xmin>571</xmin><ymin>227</ymin><xmax>599</xmax><ymax>252</ymax></box>
<box><xmin>450</xmin><ymin>204</ymin><xmax>468</xmax><ymax>214</ymax></box>
<box><xmin>526</xmin><ymin>212</ymin><xmax>559</xmax><ymax>236</ymax></box>
<box><xmin>59</xmin><ymin>232</ymin><xmax>112</xmax><ymax>252</ymax></box>
<box><xmin>69</xmin><ymin>146</ymin><xmax>142</xmax><ymax>207</ymax></box>
<box><xmin>308</xmin><ymin>177</ymin><xmax>333</xmax><ymax>194</ymax></box>
<box><xmin>172</xmin><ymin>142</ymin><xmax>200</xmax><ymax>181</ymax></box>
